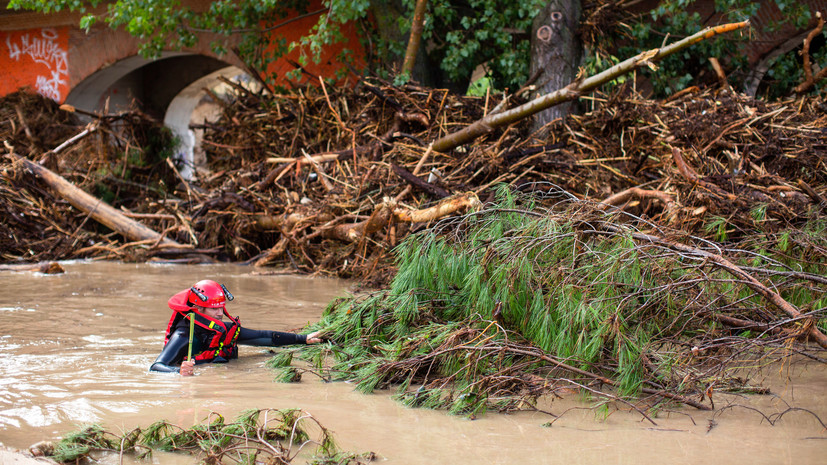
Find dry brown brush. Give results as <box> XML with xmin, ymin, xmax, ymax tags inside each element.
<box><xmin>1</xmin><ymin>81</ymin><xmax>825</xmax><ymax>288</ymax></box>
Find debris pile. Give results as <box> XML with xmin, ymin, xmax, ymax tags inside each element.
<box><xmin>1</xmin><ymin>90</ymin><xmax>180</xmax><ymax>263</ymax></box>
<box><xmin>1</xmin><ymin>78</ymin><xmax>824</xmax><ymax>421</ymax></box>
<box><xmin>3</xmin><ymin>82</ymin><xmax>824</xmax><ymax>284</ymax></box>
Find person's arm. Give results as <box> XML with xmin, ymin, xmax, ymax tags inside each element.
<box><xmin>237</xmin><ymin>328</ymin><xmax>323</xmax><ymax>346</ymax></box>
<box><xmin>149</xmin><ymin>327</ymin><xmax>190</xmax><ymax>373</ymax></box>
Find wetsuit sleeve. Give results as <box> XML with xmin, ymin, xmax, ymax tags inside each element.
<box><xmin>237</xmin><ymin>327</ymin><xmax>307</xmax><ymax>347</ymax></box>
<box><xmin>149</xmin><ymin>326</ymin><xmax>190</xmax><ymax>373</ymax></box>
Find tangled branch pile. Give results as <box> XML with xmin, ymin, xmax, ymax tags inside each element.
<box><xmin>280</xmin><ymin>187</ymin><xmax>825</xmax><ymax>418</ymax></box>
<box><xmin>1</xmin><ymin>91</ymin><xmax>181</xmax><ymax>262</ymax></box>
<box><xmin>1</xmin><ymin>79</ymin><xmax>825</xmax><ymax>287</ymax></box>
<box><xmin>33</xmin><ymin>409</ymin><xmax>371</xmax><ymax>464</ymax></box>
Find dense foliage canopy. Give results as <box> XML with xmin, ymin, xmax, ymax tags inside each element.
<box><xmin>8</xmin><ymin>0</ymin><xmax>824</xmax><ymax>97</ymax></box>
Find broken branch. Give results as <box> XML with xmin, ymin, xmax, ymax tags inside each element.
<box><xmin>431</xmin><ymin>20</ymin><xmax>749</xmax><ymax>152</ymax></box>
<box><xmin>10</xmin><ymin>153</ymin><xmax>185</xmax><ymax>248</ymax></box>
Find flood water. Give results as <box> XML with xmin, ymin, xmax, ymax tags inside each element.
<box><xmin>0</xmin><ymin>261</ymin><xmax>825</xmax><ymax>464</ymax></box>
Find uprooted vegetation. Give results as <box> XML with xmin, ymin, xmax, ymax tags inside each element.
<box><xmin>33</xmin><ymin>409</ymin><xmax>372</xmax><ymax>464</ymax></box>
<box><xmin>275</xmin><ymin>188</ymin><xmax>826</xmax><ymax>420</ymax></box>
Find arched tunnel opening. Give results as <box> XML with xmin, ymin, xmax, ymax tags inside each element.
<box><xmin>65</xmin><ymin>53</ymin><xmax>255</xmax><ymax>180</ymax></box>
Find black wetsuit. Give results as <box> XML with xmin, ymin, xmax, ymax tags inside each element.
<box><xmin>150</xmin><ymin>319</ymin><xmax>307</xmax><ymax>373</ymax></box>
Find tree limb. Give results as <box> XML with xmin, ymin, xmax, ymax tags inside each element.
<box><xmin>794</xmin><ymin>11</ymin><xmax>825</xmax><ymax>94</ymax></box>
<box><xmin>431</xmin><ymin>20</ymin><xmax>749</xmax><ymax>152</ymax></box>
<box><xmin>10</xmin><ymin>153</ymin><xmax>185</xmax><ymax>249</ymax></box>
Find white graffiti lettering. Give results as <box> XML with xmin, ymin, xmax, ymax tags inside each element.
<box><xmin>6</xmin><ymin>28</ymin><xmax>68</xmax><ymax>101</ymax></box>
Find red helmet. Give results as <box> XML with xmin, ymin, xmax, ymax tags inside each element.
<box><xmin>187</xmin><ymin>279</ymin><xmax>234</xmax><ymax>309</ymax></box>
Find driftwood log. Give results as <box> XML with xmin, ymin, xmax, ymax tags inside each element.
<box><xmin>10</xmin><ymin>153</ymin><xmax>185</xmax><ymax>249</ymax></box>
<box><xmin>253</xmin><ymin>193</ymin><xmax>481</xmax><ymax>267</ymax></box>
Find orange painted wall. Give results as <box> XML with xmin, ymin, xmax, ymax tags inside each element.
<box><xmin>261</xmin><ymin>5</ymin><xmax>364</xmax><ymax>86</ymax></box>
<box><xmin>0</xmin><ymin>1</ymin><xmax>364</xmax><ymax>103</ymax></box>
<box><xmin>1</xmin><ymin>27</ymin><xmax>70</xmax><ymax>102</ymax></box>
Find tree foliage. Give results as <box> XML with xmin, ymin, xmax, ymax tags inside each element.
<box><xmin>8</xmin><ymin>0</ymin><xmax>314</xmax><ymax>73</ymax></box>
<box><xmin>7</xmin><ymin>0</ymin><xmax>549</xmax><ymax>91</ymax></box>
<box><xmin>410</xmin><ymin>0</ymin><xmax>547</xmax><ymax>90</ymax></box>
<box><xmin>594</xmin><ymin>0</ymin><xmax>823</xmax><ymax>98</ymax></box>
<box><xmin>8</xmin><ymin>0</ymin><xmax>821</xmax><ymax>97</ymax></box>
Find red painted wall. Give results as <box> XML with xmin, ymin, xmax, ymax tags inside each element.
<box><xmin>1</xmin><ymin>27</ymin><xmax>70</xmax><ymax>102</ymax></box>
<box><xmin>261</xmin><ymin>10</ymin><xmax>364</xmax><ymax>86</ymax></box>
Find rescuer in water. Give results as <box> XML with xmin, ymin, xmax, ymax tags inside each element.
<box><xmin>150</xmin><ymin>279</ymin><xmax>322</xmax><ymax>375</ymax></box>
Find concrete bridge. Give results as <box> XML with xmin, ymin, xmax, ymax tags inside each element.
<box><xmin>0</xmin><ymin>0</ymin><xmax>360</xmax><ymax>178</ymax></box>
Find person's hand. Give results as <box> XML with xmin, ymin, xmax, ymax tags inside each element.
<box><xmin>180</xmin><ymin>359</ymin><xmax>195</xmax><ymax>376</ymax></box>
<box><xmin>305</xmin><ymin>331</ymin><xmax>324</xmax><ymax>344</ymax></box>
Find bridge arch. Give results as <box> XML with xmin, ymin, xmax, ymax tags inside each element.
<box><xmin>163</xmin><ymin>66</ymin><xmax>257</xmax><ymax>180</ymax></box>
<box><xmin>65</xmin><ymin>53</ymin><xmax>251</xmax><ymax>179</ymax></box>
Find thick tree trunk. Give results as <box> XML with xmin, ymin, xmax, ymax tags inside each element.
<box><xmin>529</xmin><ymin>0</ymin><xmax>582</xmax><ymax>134</ymax></box>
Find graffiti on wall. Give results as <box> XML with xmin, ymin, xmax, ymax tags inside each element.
<box><xmin>1</xmin><ymin>28</ymin><xmax>69</xmax><ymax>102</ymax></box>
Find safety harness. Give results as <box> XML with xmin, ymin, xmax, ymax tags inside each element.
<box><xmin>165</xmin><ymin>289</ymin><xmax>241</xmax><ymax>362</ymax></box>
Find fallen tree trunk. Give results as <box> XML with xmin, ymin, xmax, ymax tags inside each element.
<box><xmin>324</xmin><ymin>193</ymin><xmax>482</xmax><ymax>243</ymax></box>
<box><xmin>326</xmin><ymin>202</ymin><xmax>395</xmax><ymax>243</ymax></box>
<box><xmin>431</xmin><ymin>20</ymin><xmax>749</xmax><ymax>152</ymax></box>
<box><xmin>11</xmin><ymin>154</ymin><xmax>185</xmax><ymax>248</ymax></box>
<box><xmin>393</xmin><ymin>193</ymin><xmax>481</xmax><ymax>223</ymax></box>
<box><xmin>255</xmin><ymin>194</ymin><xmax>482</xmax><ymax>260</ymax></box>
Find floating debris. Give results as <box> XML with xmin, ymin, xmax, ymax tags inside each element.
<box><xmin>43</xmin><ymin>409</ymin><xmax>373</xmax><ymax>464</ymax></box>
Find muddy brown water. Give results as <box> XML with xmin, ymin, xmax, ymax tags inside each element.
<box><xmin>0</xmin><ymin>261</ymin><xmax>824</xmax><ymax>464</ymax></box>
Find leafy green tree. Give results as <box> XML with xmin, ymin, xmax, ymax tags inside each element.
<box><xmin>7</xmin><ymin>0</ymin><xmax>332</xmax><ymax>84</ymax></box>
<box><xmin>9</xmin><ymin>0</ymin><xmax>305</xmax><ymax>55</ymax></box>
